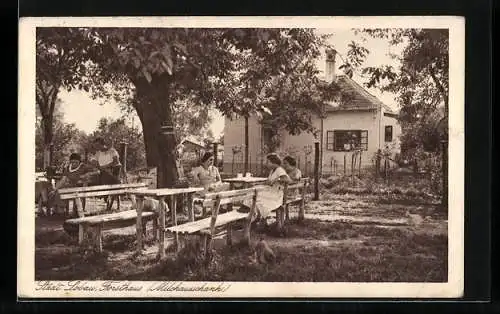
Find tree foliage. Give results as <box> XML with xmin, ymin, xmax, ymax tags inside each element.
<box><xmin>36</xmin><ymin>28</ymin><xmax>98</xmax><ymax>167</ymax></box>
<box><xmin>35</xmin><ymin>99</ymin><xmax>85</xmax><ymax>170</ymax></box>
<box><xmin>352</xmin><ymin>28</ymin><xmax>449</xmax><ymax>156</ymax></box>
<box><xmin>71</xmin><ymin>27</ymin><xmax>347</xmax><ymax>187</ymax></box>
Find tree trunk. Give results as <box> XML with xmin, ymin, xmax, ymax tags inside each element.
<box><xmin>42</xmin><ymin>117</ymin><xmax>53</xmax><ymax>169</ymax></box>
<box><xmin>138</xmin><ymin>104</ymin><xmax>161</xmax><ymax>168</ymax></box>
<box><xmin>134</xmin><ymin>77</ymin><xmax>178</xmax><ymax>188</ymax></box>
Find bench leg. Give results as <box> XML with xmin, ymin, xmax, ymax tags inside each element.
<box><xmin>157</xmin><ymin>197</ymin><xmax>167</xmax><ymax>260</ymax></box>
<box><xmin>65</xmin><ymin>201</ymin><xmax>70</xmax><ymax>217</ymax></box>
<box><xmin>285</xmin><ymin>204</ymin><xmax>290</xmax><ymax>221</ymax></box>
<box><xmin>276</xmin><ymin>209</ymin><xmax>281</xmax><ymax>229</ymax></box>
<box><xmin>187</xmin><ymin>194</ymin><xmax>194</xmax><ymax>222</ymax></box>
<box><xmin>152</xmin><ymin>216</ymin><xmax>159</xmax><ymax>240</ymax></box>
<box><xmin>226</xmin><ymin>223</ymin><xmax>233</xmax><ymax>246</ymax></box>
<box><xmin>201</xmin><ymin>234</ymin><xmax>209</xmax><ymax>258</ymax></box>
<box><xmin>135</xmin><ymin>197</ymin><xmax>145</xmax><ymax>255</ymax></box>
<box><xmin>276</xmin><ymin>207</ymin><xmax>284</xmax><ymax>231</ymax></box>
<box><xmin>78</xmin><ymin>225</ymin><xmax>85</xmax><ymax>245</ymax></box>
<box><xmin>142</xmin><ymin>219</ymin><xmax>148</xmax><ymax>237</ymax></box>
<box><xmin>170</xmin><ymin>196</ymin><xmax>180</xmax><ymax>252</ymax></box>
<box><xmin>298</xmin><ymin>200</ymin><xmax>305</xmax><ymax>222</ymax></box>
<box><xmin>75</xmin><ymin>198</ymin><xmax>84</xmax><ymax>218</ymax></box>
<box><xmin>90</xmin><ymin>225</ymin><xmax>103</xmax><ymax>253</ymax></box>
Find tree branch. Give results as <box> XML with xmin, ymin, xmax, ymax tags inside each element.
<box><xmin>428</xmin><ymin>66</ymin><xmax>448</xmax><ymax>106</ymax></box>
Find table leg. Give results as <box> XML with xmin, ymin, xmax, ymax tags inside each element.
<box><xmin>135</xmin><ymin>195</ymin><xmax>144</xmax><ymax>255</ymax></box>
<box><xmin>158</xmin><ymin>196</ymin><xmax>166</xmax><ymax>260</ymax></box>
<box><xmin>226</xmin><ymin>223</ymin><xmax>233</xmax><ymax>245</ymax></box>
<box><xmin>171</xmin><ymin>196</ymin><xmax>179</xmax><ymax>252</ymax></box>
<box><xmin>187</xmin><ymin>193</ymin><xmax>194</xmax><ymax>222</ymax></box>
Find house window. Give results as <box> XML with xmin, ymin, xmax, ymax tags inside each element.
<box><xmin>326</xmin><ymin>131</ymin><xmax>335</xmax><ymax>150</ymax></box>
<box><xmin>327</xmin><ymin>130</ymin><xmax>368</xmax><ymax>151</ymax></box>
<box><xmin>385</xmin><ymin>125</ymin><xmax>393</xmax><ymax>142</ymax></box>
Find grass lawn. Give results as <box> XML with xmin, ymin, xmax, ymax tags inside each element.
<box><xmin>35</xmin><ymin>189</ymin><xmax>447</xmax><ymax>282</ymax></box>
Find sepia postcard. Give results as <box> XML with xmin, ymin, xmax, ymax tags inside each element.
<box><xmin>19</xmin><ymin>16</ymin><xmax>464</xmax><ymax>299</ymax></box>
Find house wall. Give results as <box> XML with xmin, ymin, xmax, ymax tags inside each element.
<box><xmin>281</xmin><ymin>110</ymin><xmax>380</xmax><ymax>176</ymax></box>
<box><xmin>222</xmin><ymin>109</ymin><xmax>402</xmax><ymax>176</ymax></box>
<box><xmin>222</xmin><ymin>115</ymin><xmax>263</xmax><ymax>175</ymax></box>
<box><xmin>380</xmin><ymin>112</ymin><xmax>402</xmax><ymax>154</ymax></box>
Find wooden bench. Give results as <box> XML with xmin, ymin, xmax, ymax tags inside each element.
<box><xmin>59</xmin><ymin>183</ymin><xmax>148</xmax><ymax>217</ymax></box>
<box><xmin>191</xmin><ymin>178</ymin><xmax>311</xmax><ymax>232</ymax></box>
<box><xmin>164</xmin><ymin>187</ymin><xmax>264</xmax><ymax>258</ymax></box>
<box><xmin>277</xmin><ymin>177</ymin><xmax>311</xmax><ymax>230</ymax></box>
<box><xmin>64</xmin><ymin>209</ymin><xmax>157</xmax><ymax>253</ymax></box>
<box><xmin>60</xmin><ymin>183</ymin><xmax>154</xmax><ymax>252</ymax></box>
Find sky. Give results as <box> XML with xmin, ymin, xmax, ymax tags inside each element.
<box><xmin>57</xmin><ymin>29</ymin><xmax>404</xmax><ymax>137</ymax></box>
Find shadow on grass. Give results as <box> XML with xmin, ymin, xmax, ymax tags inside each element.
<box><xmin>35</xmin><ymin>217</ymin><xmax>447</xmax><ymax>282</ymax></box>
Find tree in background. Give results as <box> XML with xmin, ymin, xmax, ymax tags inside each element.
<box><xmin>36</xmin><ymin>28</ymin><xmax>98</xmax><ymax>169</ymax></box>
<box><xmin>35</xmin><ymin>99</ymin><xmax>86</xmax><ymax>171</ymax></box>
<box><xmin>347</xmin><ymin>28</ymin><xmax>448</xmax><ymax>195</ymax></box>
<box><xmin>353</xmin><ymin>28</ymin><xmax>448</xmax><ymax>158</ymax></box>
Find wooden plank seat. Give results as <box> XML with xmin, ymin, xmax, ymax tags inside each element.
<box><xmin>64</xmin><ymin>209</ymin><xmax>157</xmax><ymax>253</ymax></box>
<box><xmin>59</xmin><ymin>183</ymin><xmax>148</xmax><ymax>217</ymax></box>
<box><xmin>164</xmin><ymin>187</ymin><xmax>265</xmax><ymax>257</ymax></box>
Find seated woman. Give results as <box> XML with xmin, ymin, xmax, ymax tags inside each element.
<box><xmin>47</xmin><ymin>153</ymin><xmax>100</xmax><ymax>215</ymax></box>
<box><xmin>190</xmin><ymin>152</ymin><xmax>230</xmax><ymax>215</ymax></box>
<box><xmin>240</xmin><ymin>154</ymin><xmax>292</xmax><ymax>225</ymax></box>
<box><xmin>190</xmin><ymin>152</ymin><xmax>230</xmax><ymax>194</ymax></box>
<box><xmin>282</xmin><ymin>155</ymin><xmax>303</xmax><ymax>201</ymax></box>
<box><xmin>282</xmin><ymin>156</ymin><xmax>302</xmax><ymax>182</ymax></box>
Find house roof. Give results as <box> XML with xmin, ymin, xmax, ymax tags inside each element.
<box><xmin>181</xmin><ymin>136</ymin><xmax>206</xmax><ymax>149</ymax></box>
<box><xmin>322</xmin><ymin>75</ymin><xmax>397</xmax><ymax>115</ymax></box>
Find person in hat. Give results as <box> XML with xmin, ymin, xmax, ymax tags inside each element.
<box><xmin>47</xmin><ymin>153</ymin><xmax>100</xmax><ymax>215</ymax></box>
<box><xmin>89</xmin><ymin>137</ymin><xmax>121</xmax><ymax>185</ymax></box>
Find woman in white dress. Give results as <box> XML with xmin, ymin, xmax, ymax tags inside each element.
<box><xmin>242</xmin><ymin>154</ymin><xmax>292</xmax><ymax>223</ymax></box>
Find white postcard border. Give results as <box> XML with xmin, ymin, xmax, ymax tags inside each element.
<box><xmin>18</xmin><ymin>16</ymin><xmax>465</xmax><ymax>299</ymax></box>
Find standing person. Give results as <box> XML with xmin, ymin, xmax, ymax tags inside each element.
<box><xmin>89</xmin><ymin>137</ymin><xmax>122</xmax><ymax>185</ymax></box>
<box><xmin>174</xmin><ymin>143</ymin><xmax>189</xmax><ymax>187</ymax></box>
<box><xmin>89</xmin><ymin>137</ymin><xmax>122</xmax><ymax>210</ymax></box>
<box><xmin>282</xmin><ymin>156</ymin><xmax>302</xmax><ymax>182</ymax></box>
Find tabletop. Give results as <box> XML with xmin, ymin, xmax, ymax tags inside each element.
<box><xmin>129</xmin><ymin>187</ymin><xmax>204</xmax><ymax>197</ymax></box>
<box><xmin>223</xmin><ymin>177</ymin><xmax>268</xmax><ymax>183</ymax></box>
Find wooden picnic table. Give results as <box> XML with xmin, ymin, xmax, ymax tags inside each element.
<box><xmin>129</xmin><ymin>187</ymin><xmax>204</xmax><ymax>257</ymax></box>
<box><xmin>223</xmin><ymin>176</ymin><xmax>268</xmax><ymax>189</ymax></box>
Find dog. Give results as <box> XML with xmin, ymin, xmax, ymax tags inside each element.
<box><xmin>252</xmin><ymin>238</ymin><xmax>276</xmax><ymax>264</ymax></box>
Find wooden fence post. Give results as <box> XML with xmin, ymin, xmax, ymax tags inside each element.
<box><xmin>344</xmin><ymin>154</ymin><xmax>347</xmax><ymax>176</ymax></box>
<box><xmin>313</xmin><ymin>141</ymin><xmax>320</xmax><ymax>201</ymax></box>
<box><xmin>375</xmin><ymin>149</ymin><xmax>381</xmax><ymax>179</ymax></box>
<box><xmin>359</xmin><ymin>151</ymin><xmax>362</xmax><ymax>177</ymax></box>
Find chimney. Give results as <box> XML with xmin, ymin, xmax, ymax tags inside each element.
<box><xmin>325</xmin><ymin>48</ymin><xmax>337</xmax><ymax>83</ymax></box>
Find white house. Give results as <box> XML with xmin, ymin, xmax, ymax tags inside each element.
<box><xmin>222</xmin><ymin>50</ymin><xmax>402</xmax><ymax>176</ymax></box>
